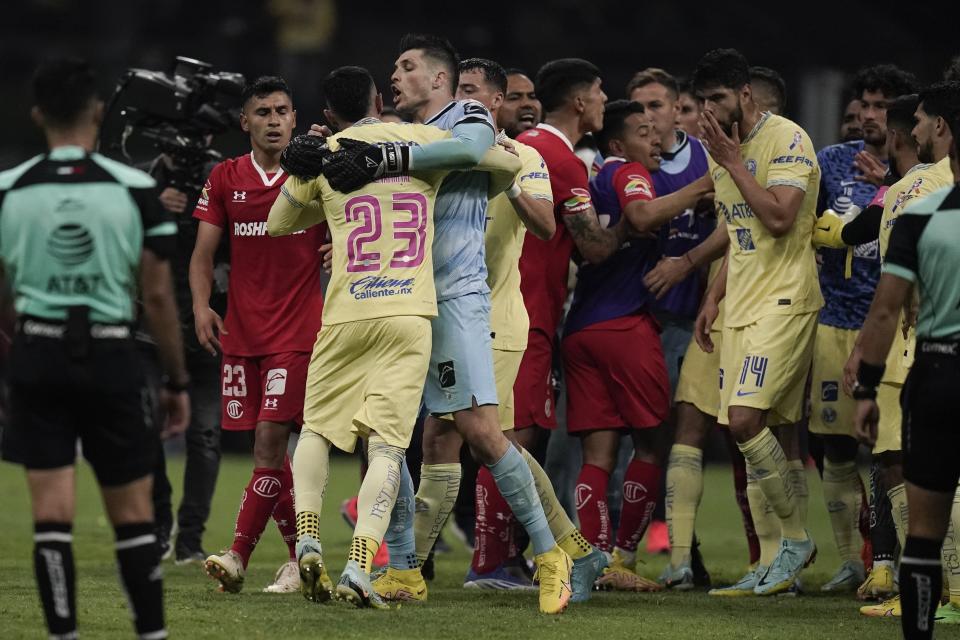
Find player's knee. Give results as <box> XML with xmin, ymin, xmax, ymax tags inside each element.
<box><xmin>367</xmin><ymin>436</ymin><xmax>404</xmax><ymax>466</ymax></box>
<box><xmin>253</xmin><ymin>427</ymin><xmax>288</xmax><ymax>469</ymax></box>
<box><xmin>822</xmin><ymin>435</ymin><xmax>858</xmax><ymax>463</ymax></box>
<box><xmin>727</xmin><ymin>408</ymin><xmax>764</xmax><ymax>442</ymax></box>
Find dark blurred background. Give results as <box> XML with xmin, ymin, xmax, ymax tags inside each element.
<box><xmin>3</xmin><ymin>0</ymin><xmax>957</xmax><ymax>166</ymax></box>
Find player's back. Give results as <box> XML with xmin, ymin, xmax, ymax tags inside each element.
<box><xmin>427</xmin><ymin>100</ymin><xmax>496</xmax><ymax>302</ymax></box>
<box><xmin>317</xmin><ymin>121</ymin><xmax>450</xmax><ymax>325</ymax></box>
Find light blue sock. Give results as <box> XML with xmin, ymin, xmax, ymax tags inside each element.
<box><xmin>489</xmin><ymin>446</ymin><xmax>555</xmax><ymax>555</ymax></box>
<box><xmin>385</xmin><ymin>459</ymin><xmax>419</xmax><ymax>570</ymax></box>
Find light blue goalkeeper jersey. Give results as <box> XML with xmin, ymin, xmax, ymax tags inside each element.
<box><xmin>425</xmin><ymin>100</ymin><xmax>496</xmax><ymax>302</ymax></box>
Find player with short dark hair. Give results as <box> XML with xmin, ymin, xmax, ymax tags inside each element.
<box><xmin>749</xmin><ymin>66</ymin><xmax>787</xmax><ymax>115</ymax></box>
<box><xmin>808</xmin><ymin>64</ymin><xmax>917</xmax><ymax>595</ymax></box>
<box><xmin>192</xmin><ymin>75</ymin><xmax>327</xmax><ymax>594</ymax></box>
<box><xmin>676</xmin><ymin>80</ymin><xmax>702</xmax><ymax>138</ymax></box>
<box><xmin>0</xmin><ymin>56</ymin><xmax>190</xmax><ymax>640</ymax></box>
<box><xmin>692</xmin><ymin>48</ymin><xmax>821</xmax><ymax>596</ymax></box>
<box><xmin>565</xmin><ymin>99</ymin><xmax>712</xmax><ymax>591</ymax></box>
<box><xmin>840</xmin><ymin>96</ymin><xmax>864</xmax><ymax>142</ymax></box>
<box><xmin>852</xmin><ymin>107</ymin><xmax>960</xmax><ymax>640</ymax></box>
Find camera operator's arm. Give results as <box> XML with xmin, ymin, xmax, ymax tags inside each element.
<box><xmin>190</xmin><ymin>221</ymin><xmax>226</xmax><ymax>356</ymax></box>
<box><xmin>159</xmin><ymin>186</ymin><xmax>189</xmax><ymax>214</ymax></box>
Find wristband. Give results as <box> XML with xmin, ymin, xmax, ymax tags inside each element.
<box><xmin>856</xmin><ymin>360</ymin><xmax>885</xmax><ymax>388</ymax></box>
<box><xmin>163</xmin><ymin>376</ymin><xmax>190</xmax><ymax>393</ymax></box>
<box><xmin>852</xmin><ymin>384</ymin><xmax>878</xmax><ymax>401</ymax></box>
<box><xmin>506</xmin><ymin>182</ymin><xmax>522</xmax><ymax>199</ymax></box>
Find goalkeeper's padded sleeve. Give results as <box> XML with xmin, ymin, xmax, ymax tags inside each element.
<box><xmin>408</xmin><ymin>120</ymin><xmax>495</xmax><ymax>171</ymax></box>
<box><xmin>841</xmin><ymin>203</ymin><xmax>883</xmax><ymax>245</ymax></box>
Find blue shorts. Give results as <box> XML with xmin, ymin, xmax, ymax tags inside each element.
<box><xmin>423</xmin><ymin>293</ymin><xmax>498</xmax><ymax>414</ymax></box>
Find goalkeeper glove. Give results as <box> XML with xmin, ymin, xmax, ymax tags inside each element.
<box><xmin>812</xmin><ymin>206</ymin><xmax>861</xmax><ymax>249</ymax></box>
<box><xmin>323</xmin><ymin>139</ymin><xmax>410</xmax><ymax>193</ymax></box>
<box><xmin>280</xmin><ymin>134</ymin><xmax>329</xmax><ymax>181</ymax></box>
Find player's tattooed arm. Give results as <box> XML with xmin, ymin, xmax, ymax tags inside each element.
<box><xmin>700</xmin><ymin>110</ymin><xmax>805</xmax><ymax>237</ymax></box>
<box><xmin>563</xmin><ymin>207</ymin><xmax>627</xmax><ymax>265</ymax></box>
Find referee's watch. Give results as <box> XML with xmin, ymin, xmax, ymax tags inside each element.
<box><xmin>853</xmin><ymin>359</ymin><xmax>885</xmax><ymax>400</ymax></box>
<box><xmin>851</xmin><ymin>383</ymin><xmax>878</xmax><ymax>400</ymax></box>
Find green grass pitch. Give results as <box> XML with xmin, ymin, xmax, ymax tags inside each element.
<box><xmin>1</xmin><ymin>455</ymin><xmax>955</xmax><ymax>639</ymax></box>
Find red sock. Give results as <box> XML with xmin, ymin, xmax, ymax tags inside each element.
<box><xmin>726</xmin><ymin>433</ymin><xmax>760</xmax><ymax>565</ymax></box>
<box><xmin>273</xmin><ymin>457</ymin><xmax>297</xmax><ymax>561</ymax></box>
<box><xmin>231</xmin><ymin>467</ymin><xmax>284</xmax><ymax>568</ymax></box>
<box><xmin>575</xmin><ymin>464</ymin><xmax>611</xmax><ymax>551</ymax></box>
<box><xmin>472</xmin><ymin>466</ymin><xmax>513</xmax><ymax>573</ymax></box>
<box><xmin>615</xmin><ymin>459</ymin><xmax>660</xmax><ymax>551</ymax></box>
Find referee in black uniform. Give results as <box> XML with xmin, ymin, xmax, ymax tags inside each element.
<box><xmin>0</xmin><ymin>58</ymin><xmax>190</xmax><ymax>640</ymax></box>
<box><xmin>853</xmin><ymin>107</ymin><xmax>960</xmax><ymax>640</ymax></box>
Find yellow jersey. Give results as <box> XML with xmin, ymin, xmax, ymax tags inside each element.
<box><xmin>485</xmin><ymin>137</ymin><xmax>552</xmax><ymax>351</ymax></box>
<box><xmin>274</xmin><ymin>121</ymin><xmax>449</xmax><ymax>326</ymax></box>
<box><xmin>878</xmin><ymin>156</ymin><xmax>954</xmax><ymax>384</ymax></box>
<box><xmin>710</xmin><ymin>112</ymin><xmax>823</xmax><ymax>328</ymax></box>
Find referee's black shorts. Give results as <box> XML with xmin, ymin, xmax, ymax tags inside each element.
<box><xmin>902</xmin><ymin>340</ymin><xmax>960</xmax><ymax>493</ymax></box>
<box><xmin>1</xmin><ymin>330</ymin><xmax>159</xmax><ymax>487</ymax></box>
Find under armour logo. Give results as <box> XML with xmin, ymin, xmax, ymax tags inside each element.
<box><xmin>264</xmin><ymin>398</ymin><xmax>278</xmax><ymax>409</ymax></box>
<box><xmin>233</xmin><ymin>191</ymin><xmax>246</xmax><ymax>201</ymax></box>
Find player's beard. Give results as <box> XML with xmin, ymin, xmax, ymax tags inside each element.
<box><xmin>862</xmin><ymin>125</ymin><xmax>886</xmax><ymax>148</ymax></box>
<box><xmin>720</xmin><ymin>101</ymin><xmax>744</xmax><ymax>137</ymax></box>
<box><xmin>917</xmin><ymin>138</ymin><xmax>935</xmax><ymax>164</ymax></box>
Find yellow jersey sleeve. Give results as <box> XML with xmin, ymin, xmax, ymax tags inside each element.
<box><xmin>318</xmin><ymin>122</ymin><xmax>452</xmax><ymax>325</ymax></box>
<box><xmin>484</xmin><ymin>139</ymin><xmax>548</xmax><ymax>350</ymax></box>
<box><xmin>713</xmin><ymin>114</ymin><xmax>823</xmax><ymax>328</ymax></box>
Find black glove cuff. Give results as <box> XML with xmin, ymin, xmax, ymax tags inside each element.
<box><xmin>380</xmin><ymin>142</ymin><xmax>409</xmax><ymax>176</ymax></box>
<box><xmin>856</xmin><ymin>360</ymin><xmax>885</xmax><ymax>388</ymax></box>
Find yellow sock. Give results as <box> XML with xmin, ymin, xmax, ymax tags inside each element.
<box><xmin>354</xmin><ymin>436</ymin><xmax>403</xmax><ymax>542</ymax></box>
<box><xmin>666</xmin><ymin>444</ymin><xmax>703</xmax><ymax>568</ymax></box>
<box><xmin>348</xmin><ymin>536</ymin><xmax>379</xmax><ymax>574</ymax></box>
<box><xmin>822</xmin><ymin>460</ymin><xmax>863</xmax><ymax>563</ymax></box>
<box><xmin>292</xmin><ymin>430</ymin><xmax>331</xmax><ymax>514</ymax></box>
<box><xmin>520</xmin><ymin>448</ymin><xmax>586</xmax><ymax>558</ymax></box>
<box><xmin>946</xmin><ymin>486</ymin><xmax>960</xmax><ymax>605</ymax></box>
<box><xmin>739</xmin><ymin>429</ymin><xmax>805</xmax><ymax>540</ymax></box>
<box><xmin>414</xmin><ymin>463</ymin><xmax>461</xmax><ymax>564</ymax></box>
<box><xmin>788</xmin><ymin>459</ymin><xmax>809</xmax><ymax>528</ymax></box>
<box><xmin>296</xmin><ymin>511</ymin><xmax>321</xmax><ymax>544</ymax></box>
<box><xmin>746</xmin><ymin>464</ymin><xmax>781</xmax><ymax>566</ymax></box>
<box><xmin>887</xmin><ymin>483</ymin><xmax>908</xmax><ymax>550</ymax></box>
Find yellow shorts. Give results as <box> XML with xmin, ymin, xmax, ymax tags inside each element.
<box><xmin>674</xmin><ymin>330</ymin><xmax>722</xmax><ymax>418</ymax></box>
<box><xmin>875</xmin><ymin>381</ymin><xmax>903</xmax><ymax>454</ymax></box>
<box><xmin>718</xmin><ymin>312</ymin><xmax>817</xmax><ymax>427</ymax></box>
<box><xmin>809</xmin><ymin>323</ymin><xmax>858</xmax><ymax>436</ymax></box>
<box><xmin>303</xmin><ymin>316</ymin><xmax>431</xmax><ymax>453</ymax></box>
<box><xmin>494</xmin><ymin>348</ymin><xmax>523</xmax><ymax>430</ymax></box>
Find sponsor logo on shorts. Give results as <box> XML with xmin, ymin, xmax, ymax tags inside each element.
<box><xmin>822</xmin><ymin>407</ymin><xmax>837</xmax><ymax>424</ymax></box>
<box><xmin>821</xmin><ymin>381</ymin><xmax>839</xmax><ymax>402</ymax></box>
<box><xmin>349</xmin><ymin>275</ymin><xmax>415</xmax><ymax>300</ymax></box>
<box><xmin>623</xmin><ymin>481</ymin><xmax>648</xmax><ymax>503</ymax></box>
<box><xmin>264</xmin><ymin>398</ymin><xmax>279</xmax><ymax>409</ymax></box>
<box><xmin>226</xmin><ymin>399</ymin><xmax>244</xmax><ymax>420</ymax></box>
<box><xmin>252</xmin><ymin>476</ymin><xmax>281</xmax><ymax>498</ymax></box>
<box><xmin>265</xmin><ymin>368</ymin><xmax>288</xmax><ymax>396</ymax></box>
<box><xmin>438</xmin><ymin>361</ymin><xmax>456</xmax><ymax>388</ymax></box>
<box><xmin>544</xmin><ymin>397</ymin><xmax>552</xmax><ymax>418</ymax></box>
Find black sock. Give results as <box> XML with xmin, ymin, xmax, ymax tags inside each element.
<box><xmin>114</xmin><ymin>522</ymin><xmax>166</xmax><ymax>639</ymax></box>
<box><xmin>33</xmin><ymin>522</ymin><xmax>77</xmax><ymax>639</ymax></box>
<box><xmin>900</xmin><ymin>535</ymin><xmax>943</xmax><ymax>640</ymax></box>
<box><xmin>870</xmin><ymin>462</ymin><xmax>898</xmax><ymax>562</ymax></box>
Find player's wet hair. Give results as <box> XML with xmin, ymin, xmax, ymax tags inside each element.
<box><xmin>886</xmin><ymin>94</ymin><xmax>920</xmax><ymax>139</ymax></box>
<box><xmin>241</xmin><ymin>76</ymin><xmax>293</xmax><ymax>108</ymax></box>
<box><xmin>399</xmin><ymin>33</ymin><xmax>460</xmax><ymax>91</ymax></box>
<box><xmin>596</xmin><ymin>100</ymin><xmax>646</xmax><ymax>156</ymax></box>
<box><xmin>322</xmin><ymin>66</ymin><xmax>376</xmax><ymax>123</ymax></box>
<box><xmin>918</xmin><ymin>81</ymin><xmax>960</xmax><ymax>132</ymax></box>
<box><xmin>749</xmin><ymin>66</ymin><xmax>787</xmax><ymax>112</ymax></box>
<box><xmin>535</xmin><ymin>58</ymin><xmax>601</xmax><ymax>113</ymax></box>
<box><xmin>692</xmin><ymin>49</ymin><xmax>750</xmax><ymax>92</ymax></box>
<box><xmin>853</xmin><ymin>64</ymin><xmax>918</xmax><ymax>100</ymax></box>
<box><xmin>625</xmin><ymin>68</ymin><xmax>679</xmax><ymax>100</ymax></box>
<box><xmin>32</xmin><ymin>57</ymin><xmax>99</xmax><ymax>128</ymax></box>
<box><xmin>459</xmin><ymin>58</ymin><xmax>507</xmax><ymax>95</ymax></box>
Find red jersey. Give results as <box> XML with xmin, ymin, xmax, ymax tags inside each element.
<box><xmin>516</xmin><ymin>124</ymin><xmax>592</xmax><ymax>334</ymax></box>
<box><xmin>193</xmin><ymin>152</ymin><xmax>325</xmax><ymax>356</ymax></box>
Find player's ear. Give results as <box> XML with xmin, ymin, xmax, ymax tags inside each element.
<box><xmin>492</xmin><ymin>92</ymin><xmax>504</xmax><ymax>113</ymax></box>
<box><xmin>291</xmin><ymin>108</ymin><xmax>297</xmax><ymax>130</ymax></box>
<box><xmin>374</xmin><ymin>92</ymin><xmax>384</xmax><ymax>115</ymax></box>
<box><xmin>741</xmin><ymin>83</ymin><xmax>752</xmax><ymax>105</ymax></box>
<box><xmin>609</xmin><ymin>138</ymin><xmax>625</xmax><ymax>158</ymax></box>
<box><xmin>239</xmin><ymin>111</ymin><xmax>250</xmax><ymax>133</ymax></box>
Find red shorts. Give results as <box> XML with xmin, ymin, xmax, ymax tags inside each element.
<box><xmin>562</xmin><ymin>314</ymin><xmax>669</xmax><ymax>433</ymax></box>
<box><xmin>513</xmin><ymin>329</ymin><xmax>557</xmax><ymax>430</ymax></box>
<box><xmin>220</xmin><ymin>351</ymin><xmax>310</xmax><ymax>430</ymax></box>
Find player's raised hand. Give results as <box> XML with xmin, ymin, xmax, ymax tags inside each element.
<box><xmin>699</xmin><ymin>111</ymin><xmax>741</xmax><ymax>170</ymax></box>
<box><xmin>853</xmin><ymin>399</ymin><xmax>879</xmax><ymax>447</ymax></box>
<box><xmin>694</xmin><ymin>296</ymin><xmax>719</xmax><ymax>353</ymax></box>
<box><xmin>853</xmin><ymin>151</ymin><xmax>887</xmax><ymax>186</ymax></box>
<box><xmin>160</xmin><ymin>388</ymin><xmax>191</xmax><ymax>439</ymax></box>
<box><xmin>194</xmin><ymin>306</ymin><xmax>227</xmax><ymax>356</ymax></box>
<box><xmin>643</xmin><ymin>256</ymin><xmax>693</xmax><ymax>300</ymax></box>
<box><xmin>308</xmin><ymin>123</ymin><xmax>333</xmax><ymax>139</ymax></box>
